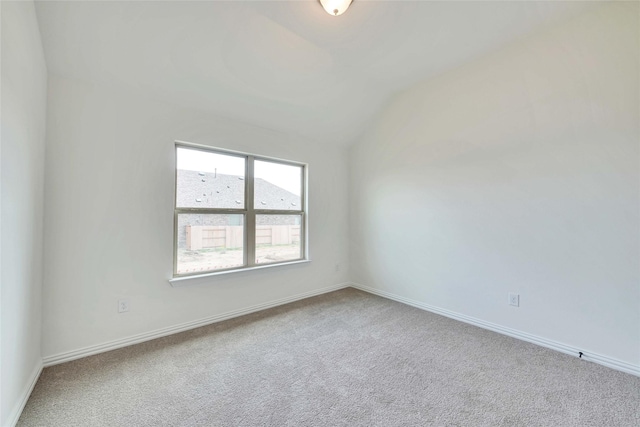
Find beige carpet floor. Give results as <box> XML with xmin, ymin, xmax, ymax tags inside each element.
<box><xmin>18</xmin><ymin>288</ymin><xmax>640</xmax><ymax>426</ymax></box>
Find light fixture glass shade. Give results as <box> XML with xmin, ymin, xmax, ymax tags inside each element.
<box><xmin>319</xmin><ymin>0</ymin><xmax>352</xmax><ymax>16</ymax></box>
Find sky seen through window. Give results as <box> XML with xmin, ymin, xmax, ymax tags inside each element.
<box><xmin>177</xmin><ymin>147</ymin><xmax>302</xmax><ymax>196</ymax></box>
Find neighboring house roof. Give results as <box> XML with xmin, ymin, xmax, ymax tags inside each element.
<box><xmin>176</xmin><ymin>170</ymin><xmax>300</xmax><ymax>210</ymax></box>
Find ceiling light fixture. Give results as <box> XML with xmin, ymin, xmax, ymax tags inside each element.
<box><xmin>319</xmin><ymin>0</ymin><xmax>352</xmax><ymax>16</ymax></box>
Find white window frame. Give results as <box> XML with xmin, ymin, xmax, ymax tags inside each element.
<box><xmin>172</xmin><ymin>141</ymin><xmax>308</xmax><ymax>280</ymax></box>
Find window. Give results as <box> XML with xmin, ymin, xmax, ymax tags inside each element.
<box><xmin>174</xmin><ymin>143</ymin><xmax>306</xmax><ymax>277</ymax></box>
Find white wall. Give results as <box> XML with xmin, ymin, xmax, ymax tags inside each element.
<box><xmin>350</xmin><ymin>3</ymin><xmax>639</xmax><ymax>367</ymax></box>
<box><xmin>42</xmin><ymin>75</ymin><xmax>349</xmax><ymax>359</ymax></box>
<box><xmin>0</xmin><ymin>1</ymin><xmax>47</xmax><ymax>425</ymax></box>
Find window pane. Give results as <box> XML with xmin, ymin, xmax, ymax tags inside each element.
<box><xmin>177</xmin><ymin>214</ymin><xmax>244</xmax><ymax>274</ymax></box>
<box><xmin>176</xmin><ymin>147</ymin><xmax>245</xmax><ymax>209</ymax></box>
<box><xmin>255</xmin><ymin>214</ymin><xmax>302</xmax><ymax>264</ymax></box>
<box><xmin>254</xmin><ymin>160</ymin><xmax>302</xmax><ymax>211</ymax></box>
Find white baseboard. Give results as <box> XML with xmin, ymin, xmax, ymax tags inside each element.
<box><xmin>40</xmin><ymin>280</ymin><xmax>640</xmax><ymax>377</ymax></box>
<box><xmin>349</xmin><ymin>282</ymin><xmax>640</xmax><ymax>377</ymax></box>
<box><xmin>43</xmin><ymin>282</ymin><xmax>350</xmax><ymax>367</ymax></box>
<box><xmin>5</xmin><ymin>360</ymin><xmax>43</xmax><ymax>427</ymax></box>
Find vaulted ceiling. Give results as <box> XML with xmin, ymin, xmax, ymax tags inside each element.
<box><xmin>35</xmin><ymin>1</ymin><xmax>594</xmax><ymax>145</ymax></box>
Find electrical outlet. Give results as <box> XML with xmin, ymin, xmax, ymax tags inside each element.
<box><xmin>508</xmin><ymin>293</ymin><xmax>519</xmax><ymax>307</ymax></box>
<box><xmin>335</xmin><ymin>263</ymin><xmax>341</xmax><ymax>272</ymax></box>
<box><xmin>118</xmin><ymin>299</ymin><xmax>130</xmax><ymax>313</ymax></box>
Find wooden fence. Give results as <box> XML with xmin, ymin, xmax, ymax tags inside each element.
<box><xmin>186</xmin><ymin>225</ymin><xmax>300</xmax><ymax>250</ymax></box>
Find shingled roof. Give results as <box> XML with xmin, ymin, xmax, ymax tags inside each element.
<box><xmin>177</xmin><ymin>170</ymin><xmax>300</xmax><ymax>210</ymax></box>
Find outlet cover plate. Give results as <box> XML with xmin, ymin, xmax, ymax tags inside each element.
<box><xmin>509</xmin><ymin>293</ymin><xmax>520</xmax><ymax>307</ymax></box>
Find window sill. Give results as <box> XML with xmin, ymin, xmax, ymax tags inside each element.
<box><xmin>168</xmin><ymin>259</ymin><xmax>311</xmax><ymax>287</ymax></box>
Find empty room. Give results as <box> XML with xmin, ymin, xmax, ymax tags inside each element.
<box><xmin>2</xmin><ymin>0</ymin><xmax>639</xmax><ymax>426</ymax></box>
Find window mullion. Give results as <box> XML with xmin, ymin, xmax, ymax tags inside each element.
<box><xmin>174</xmin><ymin>143</ymin><xmax>306</xmax><ymax>278</ymax></box>
<box><xmin>246</xmin><ymin>156</ymin><xmax>256</xmax><ymax>267</ymax></box>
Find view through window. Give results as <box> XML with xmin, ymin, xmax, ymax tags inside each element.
<box><xmin>175</xmin><ymin>144</ymin><xmax>306</xmax><ymax>276</ymax></box>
